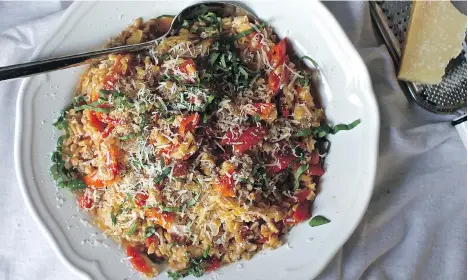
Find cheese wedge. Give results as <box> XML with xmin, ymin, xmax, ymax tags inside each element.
<box><xmin>398</xmin><ymin>0</ymin><xmax>466</xmax><ymax>84</ymax></box>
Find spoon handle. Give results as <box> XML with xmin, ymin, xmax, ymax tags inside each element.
<box><xmin>0</xmin><ymin>41</ymin><xmax>153</xmax><ymax>82</ymax></box>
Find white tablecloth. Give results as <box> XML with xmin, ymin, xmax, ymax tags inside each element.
<box><xmin>0</xmin><ymin>2</ymin><xmax>466</xmax><ymax>280</ymax></box>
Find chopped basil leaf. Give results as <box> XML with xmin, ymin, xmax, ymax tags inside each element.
<box><xmin>308</xmin><ymin>215</ymin><xmax>330</xmax><ymax>227</ymax></box>
<box><xmin>154</xmin><ymin>166</ymin><xmax>171</xmax><ymax>183</ymax></box>
<box><xmin>296</xmin><ymin>119</ymin><xmax>361</xmax><ymax>138</ymax></box>
<box><xmin>119</xmin><ymin>133</ymin><xmax>139</xmax><ymax>141</ymax></box>
<box><xmin>301</xmin><ymin>55</ymin><xmax>319</xmax><ymax>68</ymax></box>
<box><xmin>209</xmin><ymin>52</ymin><xmax>220</xmax><ymax>66</ymax></box>
<box><xmin>186</xmin><ymin>192</ymin><xmax>200</xmax><ymax>207</ymax></box>
<box><xmin>126</xmin><ymin>220</ymin><xmax>139</xmax><ymax>235</ymax></box>
<box><xmin>67</xmin><ymin>178</ymin><xmax>87</xmax><ymax>190</ymax></box>
<box><xmin>162</xmin><ymin>206</ymin><xmax>181</xmax><ymax>212</ymax></box>
<box><xmin>253</xmin><ymin>114</ymin><xmax>261</xmax><ymax>122</ymax></box>
<box><xmin>73</xmin><ymin>104</ymin><xmax>110</xmax><ymax>113</ymax></box>
<box><xmin>145</xmin><ymin>226</ymin><xmax>156</xmax><ymax>238</ymax></box>
<box><xmin>233</xmin><ymin>22</ymin><xmax>266</xmax><ymax>40</ymax></box>
<box><xmin>202</xmin><ymin>245</ymin><xmax>210</xmax><ymax>258</ymax></box>
<box><xmin>294</xmin><ymin>164</ymin><xmax>309</xmax><ymax>190</ymax></box>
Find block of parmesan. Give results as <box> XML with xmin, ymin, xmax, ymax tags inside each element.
<box><xmin>398</xmin><ymin>0</ymin><xmax>467</xmax><ymax>84</ymax></box>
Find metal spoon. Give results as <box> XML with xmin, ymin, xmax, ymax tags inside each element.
<box><xmin>0</xmin><ymin>2</ymin><xmax>259</xmax><ymax>82</ymax></box>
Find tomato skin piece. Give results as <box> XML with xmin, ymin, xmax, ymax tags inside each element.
<box><xmin>106</xmin><ymin>145</ymin><xmax>119</xmax><ymax>178</ymax></box>
<box><xmin>77</xmin><ymin>193</ymin><xmax>93</xmax><ymax>209</ymax></box>
<box><xmin>252</xmin><ymin>103</ymin><xmax>276</xmax><ymax>120</ymax></box>
<box><xmin>221</xmin><ymin>127</ymin><xmax>267</xmax><ymax>154</ymax></box>
<box><xmin>268</xmin><ymin>71</ymin><xmax>280</xmax><ymax>94</ymax></box>
<box><xmin>144</xmin><ymin>209</ymin><xmax>175</xmax><ymax>230</ymax></box>
<box><xmin>83</xmin><ymin>173</ymin><xmax>118</xmax><ymax>188</ymax></box>
<box><xmin>179</xmin><ymin>113</ymin><xmax>200</xmax><ymax>136</ymax></box>
<box><xmin>248</xmin><ymin>32</ymin><xmax>262</xmax><ymax>50</ymax></box>
<box><xmin>126</xmin><ymin>245</ymin><xmax>153</xmax><ymax>274</ymax></box>
<box><xmin>205</xmin><ymin>257</ymin><xmax>221</xmax><ymax>272</ymax></box>
<box><xmin>88</xmin><ymin>111</ymin><xmax>106</xmax><ymax>132</ymax></box>
<box><xmin>216</xmin><ymin>170</ymin><xmax>236</xmax><ymax>197</ymax></box>
<box><xmin>292</xmin><ymin>201</ymin><xmax>311</xmax><ymax>222</ymax></box>
<box><xmin>145</xmin><ymin>235</ymin><xmax>160</xmax><ymax>248</ymax></box>
<box><xmin>295</xmin><ymin>189</ymin><xmax>312</xmax><ymax>203</ymax></box>
<box><xmin>266</xmin><ymin>154</ymin><xmax>297</xmax><ymax>175</ymax></box>
<box><xmin>172</xmin><ymin>161</ymin><xmax>189</xmax><ymax>177</ymax></box>
<box><xmin>308</xmin><ymin>164</ymin><xmax>325</xmax><ymax>177</ymax></box>
<box><xmin>95</xmin><ymin>112</ymin><xmax>123</xmax><ymax>126</ymax></box>
<box><xmin>135</xmin><ymin>193</ymin><xmax>149</xmax><ymax>207</ymax></box>
<box><xmin>268</xmin><ymin>38</ymin><xmax>287</xmax><ymax>68</ymax></box>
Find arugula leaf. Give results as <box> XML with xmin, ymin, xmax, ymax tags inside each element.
<box><xmin>308</xmin><ymin>215</ymin><xmax>330</xmax><ymax>227</ymax></box>
<box><xmin>294</xmin><ymin>164</ymin><xmax>309</xmax><ymax>190</ymax></box>
<box><xmin>126</xmin><ymin>220</ymin><xmax>139</xmax><ymax>235</ymax></box>
<box><xmin>145</xmin><ymin>226</ymin><xmax>156</xmax><ymax>238</ymax></box>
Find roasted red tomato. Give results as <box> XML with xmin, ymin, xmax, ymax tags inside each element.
<box><xmin>248</xmin><ymin>32</ymin><xmax>263</xmax><ymax>50</ymax></box>
<box><xmin>295</xmin><ymin>189</ymin><xmax>312</xmax><ymax>203</ymax></box>
<box><xmin>102</xmin><ymin>55</ymin><xmax>129</xmax><ymax>91</ymax></box>
<box><xmin>172</xmin><ymin>161</ymin><xmax>189</xmax><ymax>177</ymax></box>
<box><xmin>83</xmin><ymin>173</ymin><xmax>118</xmax><ymax>188</ymax></box>
<box><xmin>221</xmin><ymin>126</ymin><xmax>267</xmax><ymax>154</ymax></box>
<box><xmin>266</xmin><ymin>154</ymin><xmax>297</xmax><ymax>175</ymax></box>
<box><xmin>145</xmin><ymin>235</ymin><xmax>160</xmax><ymax>248</ymax></box>
<box><xmin>87</xmin><ymin>111</ymin><xmax>106</xmax><ymax>132</ymax></box>
<box><xmin>251</xmin><ymin>103</ymin><xmax>276</xmax><ymax>120</ymax></box>
<box><xmin>205</xmin><ymin>257</ymin><xmax>221</xmax><ymax>272</ymax></box>
<box><xmin>268</xmin><ymin>71</ymin><xmax>280</xmax><ymax>94</ymax></box>
<box><xmin>77</xmin><ymin>193</ymin><xmax>93</xmax><ymax>209</ymax></box>
<box><xmin>126</xmin><ymin>246</ymin><xmax>153</xmax><ymax>274</ymax></box>
<box><xmin>216</xmin><ymin>170</ymin><xmax>236</xmax><ymax>197</ymax></box>
<box><xmin>308</xmin><ymin>164</ymin><xmax>325</xmax><ymax>177</ymax></box>
<box><xmin>179</xmin><ymin>113</ymin><xmax>200</xmax><ymax>136</ymax></box>
<box><xmin>135</xmin><ymin>193</ymin><xmax>149</xmax><ymax>207</ymax></box>
<box><xmin>178</xmin><ymin>59</ymin><xmax>197</xmax><ymax>82</ymax></box>
<box><xmin>144</xmin><ymin>209</ymin><xmax>175</xmax><ymax>230</ymax></box>
<box><xmin>268</xmin><ymin>38</ymin><xmax>287</xmax><ymax>68</ymax></box>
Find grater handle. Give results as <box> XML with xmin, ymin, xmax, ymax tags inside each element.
<box><xmin>453</xmin><ymin>115</ymin><xmax>467</xmax><ymax>148</ymax></box>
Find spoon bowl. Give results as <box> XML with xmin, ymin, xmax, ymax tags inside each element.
<box><xmin>0</xmin><ymin>2</ymin><xmax>259</xmax><ymax>82</ymax></box>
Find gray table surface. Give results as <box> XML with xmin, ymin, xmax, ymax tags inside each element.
<box><xmin>0</xmin><ymin>2</ymin><xmax>466</xmax><ymax>280</ymax></box>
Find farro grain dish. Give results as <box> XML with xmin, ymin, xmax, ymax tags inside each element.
<box><xmin>50</xmin><ymin>11</ymin><xmax>359</xmax><ymax>279</ymax></box>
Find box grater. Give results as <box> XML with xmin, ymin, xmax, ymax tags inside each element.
<box><xmin>370</xmin><ymin>1</ymin><xmax>467</xmax><ymax>146</ymax></box>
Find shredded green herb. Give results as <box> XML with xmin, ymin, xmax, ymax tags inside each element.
<box><xmin>119</xmin><ymin>133</ymin><xmax>139</xmax><ymax>141</ymax></box>
<box><xmin>126</xmin><ymin>220</ymin><xmax>139</xmax><ymax>235</ymax></box>
<box><xmin>154</xmin><ymin>167</ymin><xmax>171</xmax><ymax>184</ymax></box>
<box><xmin>145</xmin><ymin>226</ymin><xmax>156</xmax><ymax>238</ymax></box>
<box><xmin>301</xmin><ymin>55</ymin><xmax>319</xmax><ymax>68</ymax></box>
<box><xmin>294</xmin><ymin>164</ymin><xmax>309</xmax><ymax>190</ymax></box>
<box><xmin>296</xmin><ymin>119</ymin><xmax>361</xmax><ymax>138</ymax></box>
<box><xmin>233</xmin><ymin>22</ymin><xmax>266</xmax><ymax>40</ymax></box>
<box><xmin>309</xmin><ymin>215</ymin><xmax>330</xmax><ymax>227</ymax></box>
<box><xmin>167</xmin><ymin>246</ymin><xmax>212</xmax><ymax>279</ymax></box>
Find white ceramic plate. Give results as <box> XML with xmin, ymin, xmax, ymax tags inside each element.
<box><xmin>14</xmin><ymin>1</ymin><xmax>379</xmax><ymax>279</ymax></box>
